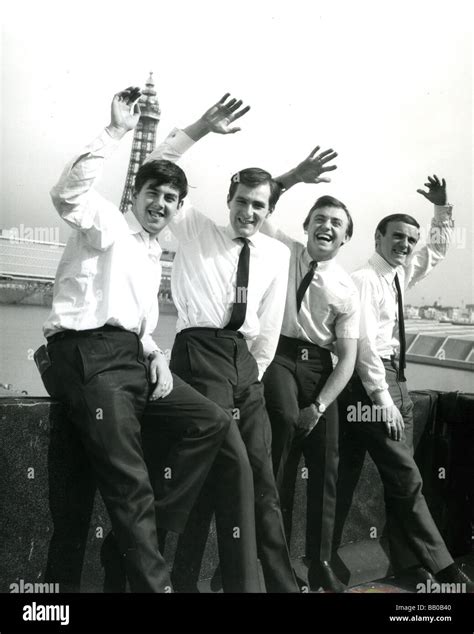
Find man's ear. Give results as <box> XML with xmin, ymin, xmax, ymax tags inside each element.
<box><xmin>177</xmin><ymin>199</ymin><xmax>184</xmax><ymax>210</ymax></box>
<box><xmin>340</xmin><ymin>232</ymin><xmax>351</xmax><ymax>247</ymax></box>
<box><xmin>226</xmin><ymin>194</ymin><xmax>231</xmax><ymax>208</ymax></box>
<box><xmin>374</xmin><ymin>229</ymin><xmax>382</xmax><ymax>247</ymax></box>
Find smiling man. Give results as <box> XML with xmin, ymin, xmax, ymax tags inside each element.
<box><xmin>339</xmin><ymin>175</ymin><xmax>473</xmax><ymax>590</ymax></box>
<box><xmin>261</xmin><ymin>169</ymin><xmax>359</xmax><ymax>592</ymax></box>
<box><xmin>143</xmin><ymin>97</ymin><xmax>303</xmax><ymax>593</ymax></box>
<box><xmin>40</xmin><ymin>87</ymin><xmax>231</xmax><ymax>592</ymax></box>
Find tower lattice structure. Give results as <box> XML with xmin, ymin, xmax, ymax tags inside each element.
<box><xmin>120</xmin><ymin>72</ymin><xmax>161</xmax><ymax>213</ymax></box>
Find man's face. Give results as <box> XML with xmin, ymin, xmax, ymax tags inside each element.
<box><xmin>375</xmin><ymin>221</ymin><xmax>419</xmax><ymax>267</ymax></box>
<box><xmin>306</xmin><ymin>205</ymin><xmax>350</xmax><ymax>261</ymax></box>
<box><xmin>227</xmin><ymin>183</ymin><xmax>272</xmax><ymax>238</ymax></box>
<box><xmin>132</xmin><ymin>180</ymin><xmax>183</xmax><ymax>235</ymax></box>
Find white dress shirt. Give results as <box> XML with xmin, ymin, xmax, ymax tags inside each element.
<box><xmin>44</xmin><ymin>129</ymin><xmax>162</xmax><ymax>358</ymax></box>
<box><xmin>146</xmin><ymin>129</ymin><xmax>290</xmax><ymax>378</ymax></box>
<box><xmin>352</xmin><ymin>205</ymin><xmax>453</xmax><ymax>398</ymax></box>
<box><xmin>265</xmin><ymin>227</ymin><xmax>359</xmax><ymax>352</ymax></box>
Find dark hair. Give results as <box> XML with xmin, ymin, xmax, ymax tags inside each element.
<box><xmin>227</xmin><ymin>168</ymin><xmax>281</xmax><ymax>211</ymax></box>
<box><xmin>303</xmin><ymin>195</ymin><xmax>353</xmax><ymax>238</ymax></box>
<box><xmin>375</xmin><ymin>213</ymin><xmax>420</xmax><ymax>236</ymax></box>
<box><xmin>134</xmin><ymin>160</ymin><xmax>188</xmax><ymax>201</ymax></box>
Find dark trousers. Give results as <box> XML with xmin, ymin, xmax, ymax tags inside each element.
<box><xmin>169</xmin><ymin>328</ymin><xmax>298</xmax><ymax>593</ymax></box>
<box><xmin>338</xmin><ymin>362</ymin><xmax>453</xmax><ymax>574</ymax></box>
<box><xmin>263</xmin><ymin>335</ymin><xmax>339</xmax><ymax>563</ymax></box>
<box><xmin>46</xmin><ymin>327</ymin><xmax>229</xmax><ymax>592</ymax></box>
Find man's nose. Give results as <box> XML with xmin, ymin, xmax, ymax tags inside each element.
<box><xmin>151</xmin><ymin>195</ymin><xmax>165</xmax><ymax>209</ymax></box>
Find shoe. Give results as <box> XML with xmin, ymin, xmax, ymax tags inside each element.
<box><xmin>435</xmin><ymin>564</ymin><xmax>474</xmax><ymax>592</ymax></box>
<box><xmin>100</xmin><ymin>532</ymin><xmax>127</xmax><ymax>593</ymax></box>
<box><xmin>394</xmin><ymin>565</ymin><xmax>436</xmax><ymax>590</ymax></box>
<box><xmin>308</xmin><ymin>560</ymin><xmax>346</xmax><ymax>593</ymax></box>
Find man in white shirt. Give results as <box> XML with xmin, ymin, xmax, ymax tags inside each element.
<box><xmin>339</xmin><ymin>175</ymin><xmax>473</xmax><ymax>590</ymax></box>
<box><xmin>262</xmin><ymin>179</ymin><xmax>359</xmax><ymax>592</ymax></box>
<box><xmin>40</xmin><ymin>87</ymin><xmax>231</xmax><ymax>592</ymax></box>
<box><xmin>144</xmin><ymin>101</ymin><xmax>300</xmax><ymax>592</ymax></box>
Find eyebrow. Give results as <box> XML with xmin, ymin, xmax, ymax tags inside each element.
<box><xmin>314</xmin><ymin>214</ymin><xmax>343</xmax><ymax>223</ymax></box>
<box><xmin>236</xmin><ymin>196</ymin><xmax>265</xmax><ymax>206</ymax></box>
<box><xmin>393</xmin><ymin>231</ymin><xmax>418</xmax><ymax>242</ymax></box>
<box><xmin>147</xmin><ymin>185</ymin><xmax>178</xmax><ymax>197</ymax></box>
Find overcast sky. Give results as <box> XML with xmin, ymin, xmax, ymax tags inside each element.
<box><xmin>1</xmin><ymin>0</ymin><xmax>472</xmax><ymax>306</ymax></box>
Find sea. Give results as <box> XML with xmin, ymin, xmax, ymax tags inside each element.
<box><xmin>0</xmin><ymin>304</ymin><xmax>177</xmax><ymax>396</ymax></box>
<box><xmin>1</xmin><ymin>307</ymin><xmax>473</xmax><ymax>396</ymax></box>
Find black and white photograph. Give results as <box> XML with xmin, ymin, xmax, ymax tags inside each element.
<box><xmin>1</xmin><ymin>0</ymin><xmax>473</xmax><ymax>632</ymax></box>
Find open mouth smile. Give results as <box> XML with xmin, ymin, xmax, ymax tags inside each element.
<box><xmin>238</xmin><ymin>217</ymin><xmax>255</xmax><ymax>226</ymax></box>
<box><xmin>314</xmin><ymin>232</ymin><xmax>333</xmax><ymax>243</ymax></box>
<box><xmin>148</xmin><ymin>209</ymin><xmax>166</xmax><ymax>219</ymax></box>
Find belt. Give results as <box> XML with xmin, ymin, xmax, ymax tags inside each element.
<box><xmin>178</xmin><ymin>327</ymin><xmax>244</xmax><ymax>339</ymax></box>
<box><xmin>47</xmin><ymin>325</ymin><xmax>128</xmax><ymax>344</ymax></box>
<box><xmin>277</xmin><ymin>334</ymin><xmax>331</xmax><ymax>359</ymax></box>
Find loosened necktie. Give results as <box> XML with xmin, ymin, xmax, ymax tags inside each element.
<box><xmin>226</xmin><ymin>238</ymin><xmax>250</xmax><ymax>331</ymax></box>
<box><xmin>296</xmin><ymin>260</ymin><xmax>318</xmax><ymax>312</ymax></box>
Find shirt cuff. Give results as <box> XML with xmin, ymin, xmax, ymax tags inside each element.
<box><xmin>433</xmin><ymin>204</ymin><xmax>453</xmax><ymax>224</ymax></box>
<box><xmin>165</xmin><ymin>128</ymin><xmax>196</xmax><ymax>154</ymax></box>
<box><xmin>141</xmin><ymin>336</ymin><xmax>160</xmax><ymax>360</ymax></box>
<box><xmin>257</xmin><ymin>363</ymin><xmax>267</xmax><ymax>382</ymax></box>
<box><xmin>95</xmin><ymin>128</ymin><xmax>122</xmax><ymax>156</ymax></box>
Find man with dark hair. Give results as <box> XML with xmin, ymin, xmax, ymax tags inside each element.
<box><xmin>302</xmin><ymin>194</ymin><xmax>354</xmax><ymax>237</ymax></box>
<box><xmin>339</xmin><ymin>175</ymin><xmax>473</xmax><ymax>590</ymax></box>
<box><xmin>143</xmin><ymin>96</ymin><xmax>306</xmax><ymax>592</ymax></box>
<box><xmin>261</xmin><ymin>153</ymin><xmax>359</xmax><ymax>592</ymax></box>
<box><xmin>40</xmin><ymin>87</ymin><xmax>231</xmax><ymax>592</ymax></box>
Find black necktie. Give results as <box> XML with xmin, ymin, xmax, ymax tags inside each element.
<box><xmin>296</xmin><ymin>260</ymin><xmax>318</xmax><ymax>312</ymax></box>
<box><xmin>394</xmin><ymin>273</ymin><xmax>406</xmax><ymax>382</ymax></box>
<box><xmin>226</xmin><ymin>238</ymin><xmax>250</xmax><ymax>331</ymax></box>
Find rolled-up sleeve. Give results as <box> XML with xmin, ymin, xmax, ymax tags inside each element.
<box><xmin>406</xmin><ymin>204</ymin><xmax>454</xmax><ymax>290</ymax></box>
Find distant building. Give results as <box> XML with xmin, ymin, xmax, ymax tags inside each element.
<box><xmin>405</xmin><ymin>305</ymin><xmax>421</xmax><ymax>319</ymax></box>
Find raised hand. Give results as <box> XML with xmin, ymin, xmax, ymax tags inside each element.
<box><xmin>201</xmin><ymin>93</ymin><xmax>251</xmax><ymax>134</ymax></box>
<box><xmin>292</xmin><ymin>146</ymin><xmax>338</xmax><ymax>184</ymax></box>
<box><xmin>108</xmin><ymin>86</ymin><xmax>142</xmax><ymax>136</ymax></box>
<box><xmin>417</xmin><ymin>174</ymin><xmax>447</xmax><ymax>206</ymax></box>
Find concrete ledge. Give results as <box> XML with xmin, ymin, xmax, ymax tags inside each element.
<box><xmin>0</xmin><ymin>390</ymin><xmax>471</xmax><ymax>592</ymax></box>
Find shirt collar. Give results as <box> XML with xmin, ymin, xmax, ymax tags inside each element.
<box><xmin>224</xmin><ymin>223</ymin><xmax>258</xmax><ymax>247</ymax></box>
<box><xmin>301</xmin><ymin>247</ymin><xmax>336</xmax><ymax>272</ymax></box>
<box><xmin>124</xmin><ymin>211</ymin><xmax>162</xmax><ymax>258</ymax></box>
<box><xmin>368</xmin><ymin>252</ymin><xmax>401</xmax><ymax>283</ymax></box>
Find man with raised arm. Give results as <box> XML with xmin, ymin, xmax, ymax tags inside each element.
<box><xmin>144</xmin><ymin>95</ymin><xmax>300</xmax><ymax>592</ymax></box>
<box><xmin>260</xmin><ymin>149</ymin><xmax>359</xmax><ymax>592</ymax></box>
<box><xmin>40</xmin><ymin>87</ymin><xmax>231</xmax><ymax>592</ymax></box>
<box><xmin>339</xmin><ymin>175</ymin><xmax>473</xmax><ymax>590</ymax></box>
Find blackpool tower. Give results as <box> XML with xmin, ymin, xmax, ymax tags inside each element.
<box><xmin>119</xmin><ymin>72</ymin><xmax>161</xmax><ymax>213</ymax></box>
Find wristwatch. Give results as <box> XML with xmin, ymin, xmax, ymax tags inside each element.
<box><xmin>315</xmin><ymin>400</ymin><xmax>326</xmax><ymax>414</ymax></box>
